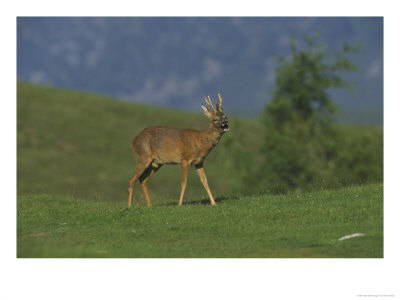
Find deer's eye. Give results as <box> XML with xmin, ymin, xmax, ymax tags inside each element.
<box><xmin>213</xmin><ymin>118</ymin><xmax>218</xmax><ymax>122</ymax></box>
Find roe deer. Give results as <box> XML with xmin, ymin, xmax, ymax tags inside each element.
<box><xmin>127</xmin><ymin>93</ymin><xmax>229</xmax><ymax>207</ymax></box>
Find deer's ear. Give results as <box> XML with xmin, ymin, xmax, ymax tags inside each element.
<box><xmin>201</xmin><ymin>104</ymin><xmax>212</xmax><ymax>118</ymax></box>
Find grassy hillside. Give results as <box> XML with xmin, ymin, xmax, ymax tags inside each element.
<box><xmin>17</xmin><ymin>83</ymin><xmax>383</xmax><ymax>258</ymax></box>
<box><xmin>17</xmin><ymin>184</ymin><xmax>383</xmax><ymax>258</ymax></box>
<box><xmin>17</xmin><ymin>82</ymin><xmax>261</xmax><ymax>203</ymax></box>
<box><xmin>17</xmin><ymin>82</ymin><xmax>382</xmax><ymax>202</ymax></box>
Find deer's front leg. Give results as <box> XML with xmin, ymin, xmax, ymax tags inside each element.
<box><xmin>178</xmin><ymin>160</ymin><xmax>189</xmax><ymax>206</ymax></box>
<box><xmin>195</xmin><ymin>163</ymin><xmax>217</xmax><ymax>206</ymax></box>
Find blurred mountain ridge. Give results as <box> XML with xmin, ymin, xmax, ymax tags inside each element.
<box><xmin>17</xmin><ymin>17</ymin><xmax>383</xmax><ymax>122</ymax></box>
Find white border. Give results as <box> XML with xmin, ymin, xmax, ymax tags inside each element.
<box><xmin>3</xmin><ymin>1</ymin><xmax>399</xmax><ymax>299</ymax></box>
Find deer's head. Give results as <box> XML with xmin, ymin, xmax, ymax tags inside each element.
<box><xmin>201</xmin><ymin>93</ymin><xmax>230</xmax><ymax>133</ymax></box>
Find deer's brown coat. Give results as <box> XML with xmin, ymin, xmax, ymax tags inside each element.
<box><xmin>127</xmin><ymin>94</ymin><xmax>229</xmax><ymax>207</ymax></box>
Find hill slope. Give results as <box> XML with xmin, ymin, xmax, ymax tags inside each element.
<box><xmin>17</xmin><ymin>82</ymin><xmax>261</xmax><ymax>203</ymax></box>
<box><xmin>17</xmin><ymin>82</ymin><xmax>383</xmax><ymax>203</ymax></box>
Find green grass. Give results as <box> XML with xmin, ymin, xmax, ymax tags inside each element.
<box><xmin>17</xmin><ymin>183</ymin><xmax>383</xmax><ymax>258</ymax></box>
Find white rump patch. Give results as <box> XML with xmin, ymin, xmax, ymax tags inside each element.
<box><xmin>338</xmin><ymin>233</ymin><xmax>366</xmax><ymax>241</ymax></box>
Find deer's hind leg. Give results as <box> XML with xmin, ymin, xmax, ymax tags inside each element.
<box><xmin>127</xmin><ymin>158</ymin><xmax>152</xmax><ymax>208</ymax></box>
<box><xmin>139</xmin><ymin>164</ymin><xmax>161</xmax><ymax>207</ymax></box>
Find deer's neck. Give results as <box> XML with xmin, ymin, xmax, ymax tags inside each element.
<box><xmin>201</xmin><ymin>123</ymin><xmax>223</xmax><ymax>148</ymax></box>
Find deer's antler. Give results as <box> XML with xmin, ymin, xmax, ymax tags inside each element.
<box><xmin>218</xmin><ymin>93</ymin><xmax>223</xmax><ymax>106</ymax></box>
<box><xmin>217</xmin><ymin>93</ymin><xmax>224</xmax><ymax>111</ymax></box>
<box><xmin>204</xmin><ymin>96</ymin><xmax>216</xmax><ymax>112</ymax></box>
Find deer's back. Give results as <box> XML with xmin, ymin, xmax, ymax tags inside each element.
<box><xmin>132</xmin><ymin>126</ymin><xmax>204</xmax><ymax>165</ymax></box>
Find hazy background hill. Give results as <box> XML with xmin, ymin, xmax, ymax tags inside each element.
<box><xmin>17</xmin><ymin>17</ymin><xmax>383</xmax><ymax>124</ymax></box>
<box><xmin>17</xmin><ymin>82</ymin><xmax>260</xmax><ymax>202</ymax></box>
<box><xmin>17</xmin><ymin>82</ymin><xmax>382</xmax><ymax>202</ymax></box>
